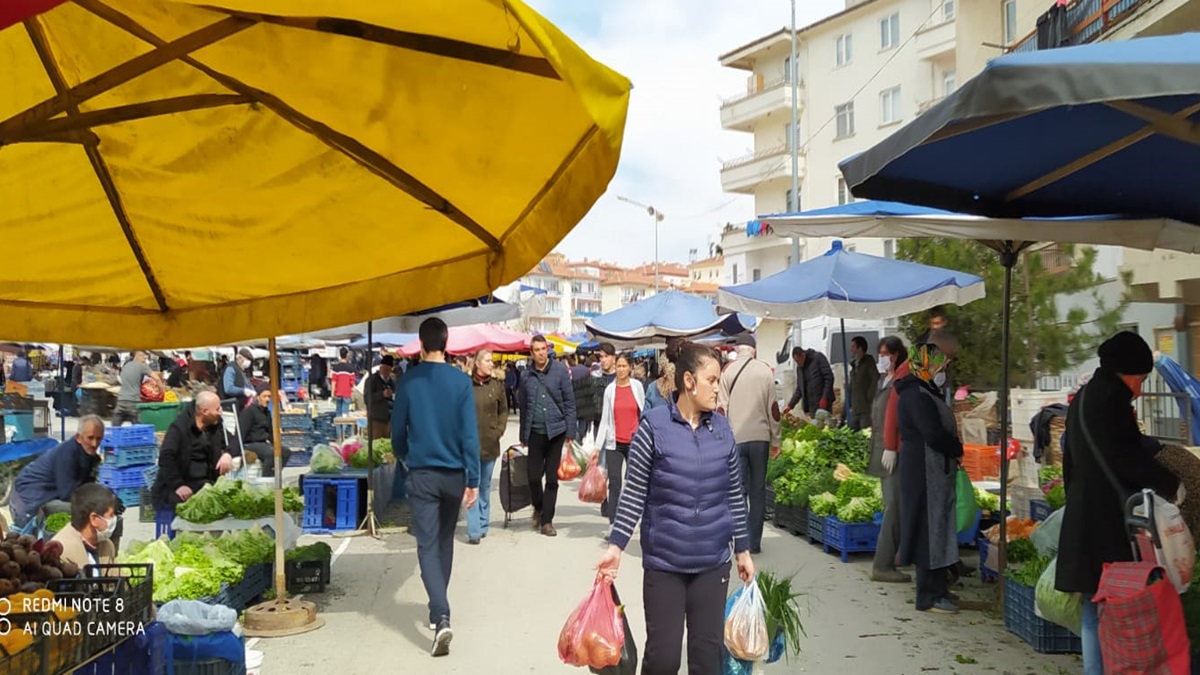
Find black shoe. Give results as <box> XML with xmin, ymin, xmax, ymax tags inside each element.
<box><xmin>431</xmin><ymin>619</ymin><xmax>453</xmax><ymax>657</ymax></box>
<box><xmin>750</xmin><ymin>547</ymin><xmax>762</xmax><ymax>555</ymax></box>
<box><xmin>467</xmin><ymin>538</ymin><xmax>480</xmax><ymax>545</ymax></box>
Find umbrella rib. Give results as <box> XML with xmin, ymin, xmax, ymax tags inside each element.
<box><xmin>23</xmin><ymin>16</ymin><xmax>170</xmax><ymax>313</ymax></box>
<box><xmin>75</xmin><ymin>0</ymin><xmax>503</xmax><ymax>253</ymax></box>
<box><xmin>1105</xmin><ymin>100</ymin><xmax>1200</xmax><ymax>147</ymax></box>
<box><xmin>200</xmin><ymin>10</ymin><xmax>561</xmax><ymax>80</ymax></box>
<box><xmin>4</xmin><ymin>94</ymin><xmax>251</xmax><ymax>142</ymax></box>
<box><xmin>0</xmin><ymin>15</ymin><xmax>253</xmax><ymax>139</ymax></box>
<box><xmin>1006</xmin><ymin>101</ymin><xmax>1200</xmax><ymax>203</ymax></box>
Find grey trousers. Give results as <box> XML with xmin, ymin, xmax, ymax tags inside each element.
<box><xmin>872</xmin><ymin>470</ymin><xmax>902</xmax><ymax>572</ymax></box>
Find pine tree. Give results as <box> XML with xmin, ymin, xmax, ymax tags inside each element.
<box><xmin>896</xmin><ymin>239</ymin><xmax>1130</xmax><ymax>389</ymax></box>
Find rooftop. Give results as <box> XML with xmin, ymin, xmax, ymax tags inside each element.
<box><xmin>689</xmin><ymin>255</ymin><xmax>724</xmax><ymax>268</ymax></box>
<box><xmin>718</xmin><ymin>0</ymin><xmax>884</xmax><ymax>69</ymax></box>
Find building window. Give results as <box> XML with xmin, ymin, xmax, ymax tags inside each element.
<box><xmin>837</xmin><ymin>177</ymin><xmax>852</xmax><ymax>205</ymax></box>
<box><xmin>880</xmin><ymin>13</ymin><xmax>900</xmax><ymax>50</ymax></box>
<box><xmin>1003</xmin><ymin>0</ymin><xmax>1017</xmax><ymax>44</ymax></box>
<box><xmin>942</xmin><ymin>0</ymin><xmax>955</xmax><ymax>21</ymax></box>
<box><xmin>732</xmin><ymin>264</ymin><xmax>739</xmax><ymax>284</ymax></box>
<box><xmin>880</xmin><ymin>86</ymin><xmax>901</xmax><ymax>124</ymax></box>
<box><xmin>943</xmin><ymin>69</ymin><xmax>957</xmax><ymax>96</ymax></box>
<box><xmin>835</xmin><ymin>34</ymin><xmax>852</xmax><ymax>66</ymax></box>
<box><xmin>884</xmin><ymin>239</ymin><xmax>895</xmax><ymax>259</ymax></box>
<box><xmin>753</xmin><ymin>268</ymin><xmax>762</xmax><ymax>282</ymax></box>
<box><xmin>835</xmin><ymin>102</ymin><xmax>855</xmax><ymax>138</ymax></box>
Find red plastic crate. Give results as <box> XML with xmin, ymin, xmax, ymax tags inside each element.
<box><xmin>962</xmin><ymin>443</ymin><xmax>1001</xmax><ymax>482</ymax></box>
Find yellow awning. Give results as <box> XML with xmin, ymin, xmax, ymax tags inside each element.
<box><xmin>544</xmin><ymin>334</ymin><xmax>577</xmax><ymax>354</ymax></box>
<box><xmin>0</xmin><ymin>0</ymin><xmax>629</xmax><ymax>349</ymax></box>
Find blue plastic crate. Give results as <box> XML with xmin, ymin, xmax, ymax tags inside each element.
<box><xmin>279</xmin><ymin>413</ymin><xmax>313</xmax><ymax>432</ymax></box>
<box><xmin>978</xmin><ymin>537</ymin><xmax>998</xmax><ymax>583</ymax></box>
<box><xmin>116</xmin><ymin>487</ymin><xmax>143</xmax><ymax>507</ymax></box>
<box><xmin>302</xmin><ymin>476</ymin><xmax>360</xmax><ymax>533</ymax></box>
<box><xmin>103</xmin><ymin>425</ymin><xmax>156</xmax><ymax>448</ymax></box>
<box><xmin>806</xmin><ymin>510</ymin><xmax>825</xmax><ymax>545</ymax></box>
<box><xmin>104</xmin><ymin>444</ymin><xmax>158</xmax><ymax>468</ymax></box>
<box><xmin>957</xmin><ymin>509</ymin><xmax>982</xmax><ymax>546</ymax></box>
<box><xmin>1004</xmin><ymin>577</ymin><xmax>1081</xmax><ymax>654</ymax></box>
<box><xmin>823</xmin><ymin>515</ymin><xmax>881</xmax><ymax>562</ymax></box>
<box><xmin>144</xmin><ymin>465</ymin><xmax>159</xmax><ymax>488</ymax></box>
<box><xmin>75</xmin><ymin>620</ymin><xmax>170</xmax><ymax>675</ymax></box>
<box><xmin>1030</xmin><ymin>499</ymin><xmax>1052</xmax><ymax>522</ymax></box>
<box><xmin>101</xmin><ymin>463</ymin><xmax>155</xmax><ymax>489</ymax></box>
<box><xmin>286</xmin><ymin>449</ymin><xmax>313</xmax><ymax>467</ymax></box>
<box><xmin>155</xmin><ymin>508</ymin><xmax>175</xmax><ymax>540</ymax></box>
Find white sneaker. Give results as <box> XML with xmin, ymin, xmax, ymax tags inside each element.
<box><xmin>431</xmin><ymin>620</ymin><xmax>453</xmax><ymax>657</ymax></box>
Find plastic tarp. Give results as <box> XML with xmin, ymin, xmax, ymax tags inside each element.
<box><xmin>1155</xmin><ymin>354</ymin><xmax>1200</xmax><ymax>445</ymax></box>
<box><xmin>717</xmin><ymin>240</ymin><xmax>984</xmax><ymax>321</ymax></box>
<box><xmin>395</xmin><ymin>324</ymin><xmax>530</xmax><ymax>356</ymax></box>
<box><xmin>586</xmin><ymin>291</ymin><xmax>755</xmax><ymax>342</ymax></box>
<box><xmin>0</xmin><ymin>0</ymin><xmax>630</xmax><ymax>349</ymax></box>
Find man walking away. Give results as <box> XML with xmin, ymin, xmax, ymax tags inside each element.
<box><xmin>330</xmin><ymin>348</ymin><xmax>357</xmax><ymax>417</ymax></box>
<box><xmin>518</xmin><ymin>335</ymin><xmax>577</xmax><ymax>537</ymax></box>
<box><xmin>848</xmin><ymin>336</ymin><xmax>880</xmax><ymax>431</ymax></box>
<box><xmin>114</xmin><ymin>351</ymin><xmax>162</xmax><ymax>425</ymax></box>
<box><xmin>718</xmin><ymin>334</ymin><xmax>780</xmax><ymax>554</ymax></box>
<box><xmin>783</xmin><ymin>346</ymin><xmax>835</xmax><ymax>417</ymax></box>
<box><xmin>392</xmin><ymin>318</ymin><xmax>480</xmax><ymax>657</ymax></box>
<box><xmin>570</xmin><ymin>355</ymin><xmax>598</xmax><ymax>441</ymax></box>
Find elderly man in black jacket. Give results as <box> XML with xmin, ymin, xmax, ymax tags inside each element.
<box><xmin>783</xmin><ymin>346</ymin><xmax>836</xmax><ymax>417</ymax></box>
<box><xmin>238</xmin><ymin>386</ymin><xmax>291</xmax><ymax>477</ymax></box>
<box><xmin>1055</xmin><ymin>331</ymin><xmax>1179</xmax><ymax>675</ymax></box>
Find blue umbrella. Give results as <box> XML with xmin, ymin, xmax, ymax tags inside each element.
<box><xmin>586</xmin><ymin>290</ymin><xmax>755</xmax><ymax>343</ymax></box>
<box><xmin>839</xmin><ymin>34</ymin><xmax>1200</xmax><ymax>225</ymax></box>
<box><xmin>1154</xmin><ymin>354</ymin><xmax>1200</xmax><ymax>446</ymax></box>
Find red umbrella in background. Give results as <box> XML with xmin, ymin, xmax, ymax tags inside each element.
<box><xmin>397</xmin><ymin>325</ymin><xmax>530</xmax><ymax>357</ymax></box>
<box><xmin>0</xmin><ymin>0</ymin><xmax>66</xmax><ymax>31</ymax></box>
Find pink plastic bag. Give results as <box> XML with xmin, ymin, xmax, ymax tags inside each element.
<box><xmin>577</xmin><ymin>453</ymin><xmax>608</xmax><ymax>504</ymax></box>
<box><xmin>557</xmin><ymin>578</ymin><xmax>624</xmax><ymax>669</ymax></box>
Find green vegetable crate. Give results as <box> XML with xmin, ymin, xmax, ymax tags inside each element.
<box><xmin>806</xmin><ymin>511</ymin><xmax>825</xmax><ymax>545</ymax></box>
<box><xmin>137</xmin><ymin>402</ymin><xmax>181</xmax><ymax>432</ymax></box>
<box><xmin>1003</xmin><ymin>578</ymin><xmax>1081</xmax><ymax>653</ymax></box>
<box><xmin>822</xmin><ymin>514</ymin><xmax>881</xmax><ymax>563</ymax></box>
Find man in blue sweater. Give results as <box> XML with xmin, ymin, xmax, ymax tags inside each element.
<box><xmin>392</xmin><ymin>318</ymin><xmax>481</xmax><ymax>658</ymax></box>
<box><xmin>10</xmin><ymin>416</ymin><xmax>112</xmax><ymax>540</ymax></box>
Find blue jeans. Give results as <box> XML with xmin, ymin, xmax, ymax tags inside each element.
<box><xmin>406</xmin><ymin>468</ymin><xmax>465</xmax><ymax>624</ymax></box>
<box><xmin>1081</xmin><ymin>592</ymin><xmax>1105</xmax><ymax>675</ymax></box>
<box><xmin>334</xmin><ymin>397</ymin><xmax>350</xmax><ymax>417</ymax></box>
<box><xmin>467</xmin><ymin>459</ymin><xmax>496</xmax><ymax>541</ymax></box>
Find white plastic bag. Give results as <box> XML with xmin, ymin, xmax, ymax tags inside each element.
<box><xmin>1133</xmin><ymin>489</ymin><xmax>1195</xmax><ymax>593</ymax></box>
<box><xmin>723</xmin><ymin>578</ymin><xmax>769</xmax><ymax>662</ymax></box>
<box><xmin>158</xmin><ymin>600</ymin><xmax>238</xmax><ymax>636</ymax></box>
<box><xmin>1030</xmin><ymin>507</ymin><xmax>1064</xmax><ymax>557</ymax></box>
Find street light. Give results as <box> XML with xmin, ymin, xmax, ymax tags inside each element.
<box><xmin>616</xmin><ymin>195</ymin><xmax>665</xmax><ymax>292</ymax></box>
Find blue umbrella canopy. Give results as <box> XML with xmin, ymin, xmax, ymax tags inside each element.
<box><xmin>839</xmin><ymin>34</ymin><xmax>1200</xmax><ymax>227</ymax></box>
<box><xmin>1154</xmin><ymin>354</ymin><xmax>1200</xmax><ymax>446</ymax></box>
<box><xmin>586</xmin><ymin>290</ymin><xmax>755</xmax><ymax>342</ymax></box>
<box><xmin>717</xmin><ymin>240</ymin><xmax>984</xmax><ymax>321</ymax></box>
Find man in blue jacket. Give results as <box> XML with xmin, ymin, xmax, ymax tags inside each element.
<box><xmin>392</xmin><ymin>318</ymin><xmax>480</xmax><ymax>658</ymax></box>
<box><xmin>11</xmin><ymin>415</ymin><xmax>106</xmax><ymax>532</ymax></box>
<box><xmin>518</xmin><ymin>335</ymin><xmax>577</xmax><ymax>537</ymax></box>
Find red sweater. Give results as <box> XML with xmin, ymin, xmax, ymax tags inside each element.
<box><xmin>884</xmin><ymin>360</ymin><xmax>910</xmax><ymax>452</ymax></box>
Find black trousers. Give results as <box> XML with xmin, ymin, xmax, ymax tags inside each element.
<box><xmin>244</xmin><ymin>442</ymin><xmax>292</xmax><ymax>477</ymax></box>
<box><xmin>601</xmin><ymin>443</ymin><xmax>628</xmax><ymax>524</ymax></box>
<box><xmin>526</xmin><ymin>431</ymin><xmax>566</xmax><ymax>524</ymax></box>
<box><xmin>736</xmin><ymin>441</ymin><xmax>769</xmax><ymax>551</ymax></box>
<box><xmin>913</xmin><ymin>517</ymin><xmax>951</xmax><ymax>610</ymax></box>
<box><xmin>643</xmin><ymin>564</ymin><xmax>730</xmax><ymax>675</ymax></box>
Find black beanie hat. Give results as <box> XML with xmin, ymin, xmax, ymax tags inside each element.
<box><xmin>1098</xmin><ymin>330</ymin><xmax>1154</xmax><ymax>375</ymax></box>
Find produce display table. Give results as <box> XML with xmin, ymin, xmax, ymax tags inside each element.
<box><xmin>170</xmin><ymin>515</ymin><xmax>303</xmax><ymax>550</ymax></box>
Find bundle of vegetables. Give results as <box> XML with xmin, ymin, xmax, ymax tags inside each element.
<box><xmin>1005</xmin><ymin>553</ymin><xmax>1052</xmax><ymax>586</ymax></box>
<box><xmin>1045</xmin><ymin>483</ymin><xmax>1066</xmax><ymax>510</ymax></box>
<box><xmin>0</xmin><ymin>533</ymin><xmax>77</xmax><ymax>595</ymax></box>
<box><xmin>286</xmin><ymin>542</ymin><xmax>333</xmax><ymax>563</ymax></box>
<box><xmin>44</xmin><ymin>512</ymin><xmax>70</xmax><ymax>534</ymax></box>
<box><xmin>975</xmin><ymin>487</ymin><xmax>1001</xmax><ymax>512</ymax></box>
<box><xmin>834</xmin><ymin>474</ymin><xmax>880</xmax><ymax>502</ymax></box>
<box><xmin>309</xmin><ymin>444</ymin><xmax>346</xmax><ymax>474</ymax></box>
<box><xmin>119</xmin><ymin>536</ymin><xmax>246</xmax><ymax>603</ymax></box>
<box><xmin>229</xmin><ymin>483</ymin><xmax>275</xmax><ymax>520</ymax></box>
<box><xmin>983</xmin><ymin>516</ymin><xmax>1039</xmax><ymax>542</ymax></box>
<box><xmin>347</xmin><ymin>437</ymin><xmax>395</xmax><ymax>469</ymax></box>
<box><xmin>1007</xmin><ymin>537</ymin><xmax>1039</xmax><ymax>564</ymax></box>
<box><xmin>1039</xmin><ymin>465</ymin><xmax>1063</xmax><ymax>487</ymax></box>
<box><xmin>283</xmin><ymin>486</ymin><xmax>304</xmax><ymax>513</ymax></box>
<box><xmin>175</xmin><ymin>478</ymin><xmax>305</xmax><ymax>523</ymax></box>
<box><xmin>336</xmin><ymin>437</ymin><xmax>363</xmax><ymax>463</ymax></box>
<box><xmin>809</xmin><ymin>492</ymin><xmax>839</xmax><ymax>517</ymax></box>
<box><xmin>836</xmin><ymin>497</ymin><xmax>882</xmax><ymax>523</ymax></box>
<box><xmin>214</xmin><ymin>527</ymin><xmax>276</xmax><ymax>566</ymax></box>
<box><xmin>756</xmin><ymin>571</ymin><xmax>804</xmax><ymax>659</ymax></box>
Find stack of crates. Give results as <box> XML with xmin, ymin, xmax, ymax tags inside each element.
<box><xmin>280</xmin><ymin>411</ymin><xmax>315</xmax><ymax>466</ymax></box>
<box><xmin>100</xmin><ymin>424</ymin><xmax>158</xmax><ymax>507</ymax></box>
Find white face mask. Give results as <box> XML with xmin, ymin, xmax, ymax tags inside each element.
<box><xmin>933</xmin><ymin>372</ymin><xmax>947</xmax><ymax>387</ymax></box>
<box><xmin>96</xmin><ymin>514</ymin><xmax>118</xmax><ymax>541</ymax></box>
<box><xmin>876</xmin><ymin>355</ymin><xmax>891</xmax><ymax>374</ymax></box>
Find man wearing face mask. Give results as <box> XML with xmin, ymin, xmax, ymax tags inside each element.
<box><xmin>1055</xmin><ymin>331</ymin><xmax>1179</xmax><ymax>675</ymax></box>
<box><xmin>151</xmin><ymin>391</ymin><xmax>238</xmax><ymax>509</ymax></box>
<box><xmin>52</xmin><ymin>483</ymin><xmax>119</xmax><ymax>570</ymax></box>
<box><xmin>220</xmin><ymin>348</ymin><xmax>256</xmax><ymax>410</ymax></box>
<box><xmin>847</xmin><ymin>336</ymin><xmax>880</xmax><ymax>431</ymax></box>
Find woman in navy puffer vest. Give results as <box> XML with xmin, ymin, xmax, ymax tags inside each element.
<box><xmin>598</xmin><ymin>341</ymin><xmax>755</xmax><ymax>675</ymax></box>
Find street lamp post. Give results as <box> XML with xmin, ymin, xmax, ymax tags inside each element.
<box><xmin>617</xmin><ymin>196</ymin><xmax>665</xmax><ymax>292</ymax></box>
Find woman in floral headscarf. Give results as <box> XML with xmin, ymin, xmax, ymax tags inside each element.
<box><xmin>894</xmin><ymin>332</ymin><xmax>964</xmax><ymax>615</ymax></box>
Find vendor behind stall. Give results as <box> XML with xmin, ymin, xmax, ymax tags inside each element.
<box><xmin>151</xmin><ymin>391</ymin><xmax>239</xmax><ymax>509</ymax></box>
<box><xmin>239</xmin><ymin>386</ymin><xmax>291</xmax><ymax>477</ymax></box>
<box><xmin>10</xmin><ymin>415</ymin><xmax>105</xmax><ymax>529</ymax></box>
<box><xmin>52</xmin><ymin>483</ymin><xmax>118</xmax><ymax>571</ymax></box>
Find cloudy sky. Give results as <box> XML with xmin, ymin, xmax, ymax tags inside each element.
<box><xmin>525</xmin><ymin>0</ymin><xmax>844</xmax><ymax>267</ymax></box>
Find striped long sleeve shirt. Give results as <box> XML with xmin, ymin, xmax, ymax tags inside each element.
<box><xmin>609</xmin><ymin>402</ymin><xmax>750</xmax><ymax>574</ymax></box>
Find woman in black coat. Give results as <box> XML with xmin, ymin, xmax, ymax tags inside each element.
<box><xmin>1056</xmin><ymin>331</ymin><xmax>1179</xmax><ymax>675</ymax></box>
<box><xmin>895</xmin><ymin>338</ymin><xmax>963</xmax><ymax>615</ymax></box>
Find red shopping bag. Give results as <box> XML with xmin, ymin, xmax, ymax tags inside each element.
<box><xmin>557</xmin><ymin>577</ymin><xmax>624</xmax><ymax>669</ymax></box>
<box><xmin>1093</xmin><ymin>561</ymin><xmax>1190</xmax><ymax>674</ymax></box>
<box><xmin>577</xmin><ymin>453</ymin><xmax>608</xmax><ymax>504</ymax></box>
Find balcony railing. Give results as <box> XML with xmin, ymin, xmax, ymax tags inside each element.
<box><xmin>721</xmin><ymin>143</ymin><xmax>788</xmax><ymax>171</ymax></box>
<box><xmin>1008</xmin><ymin>0</ymin><xmax>1151</xmax><ymax>53</ymax></box>
<box><xmin>721</xmin><ymin>75</ymin><xmax>790</xmax><ymax>107</ymax></box>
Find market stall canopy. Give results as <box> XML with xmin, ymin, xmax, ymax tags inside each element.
<box><xmin>717</xmin><ymin>240</ymin><xmax>984</xmax><ymax>321</ymax></box>
<box><xmin>838</xmin><ymin>34</ymin><xmax>1200</xmax><ymax>228</ymax></box>
<box><xmin>586</xmin><ymin>290</ymin><xmax>756</xmax><ymax>344</ymax></box>
<box><xmin>349</xmin><ymin>333</ymin><xmax>416</xmax><ymax>348</ymax></box>
<box><xmin>1154</xmin><ymin>354</ymin><xmax>1200</xmax><ymax>446</ymax></box>
<box><xmin>0</xmin><ymin>0</ymin><xmax>630</xmax><ymax>349</ymax></box>
<box><xmin>395</xmin><ymin>324</ymin><xmax>530</xmax><ymax>357</ymax></box>
<box><xmin>544</xmin><ymin>334</ymin><xmax>577</xmax><ymax>354</ymax></box>
<box><xmin>307</xmin><ymin>295</ymin><xmax>521</xmax><ymax>341</ymax></box>
<box><xmin>758</xmin><ymin>200</ymin><xmax>1200</xmax><ymax>254</ymax></box>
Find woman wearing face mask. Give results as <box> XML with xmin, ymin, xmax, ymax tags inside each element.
<box><xmin>53</xmin><ymin>483</ymin><xmax>119</xmax><ymax>572</ymax></box>
<box><xmin>868</xmin><ymin>336</ymin><xmax>910</xmax><ymax>583</ymax></box>
<box><xmin>1056</xmin><ymin>331</ymin><xmax>1179</xmax><ymax>675</ymax></box>
<box><xmin>597</xmin><ymin>353</ymin><xmax>645</xmax><ymax>525</ymax></box>
<box><xmin>894</xmin><ymin>332</ymin><xmax>963</xmax><ymax>614</ymax></box>
<box><xmin>598</xmin><ymin>340</ymin><xmax>754</xmax><ymax>675</ymax></box>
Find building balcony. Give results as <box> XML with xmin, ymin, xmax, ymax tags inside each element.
<box><xmin>1123</xmin><ymin>249</ymin><xmax>1200</xmax><ymax>304</ymax></box>
<box><xmin>1008</xmin><ymin>0</ymin><xmax>1160</xmax><ymax>53</ymax></box>
<box><xmin>720</xmin><ymin>144</ymin><xmax>802</xmax><ymax>194</ymax></box>
<box><xmin>720</xmin><ymin>76</ymin><xmax>804</xmax><ymax>132</ymax></box>
<box><xmin>915</xmin><ymin>16</ymin><xmax>956</xmax><ymax>61</ymax></box>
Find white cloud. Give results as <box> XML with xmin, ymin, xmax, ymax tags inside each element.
<box><xmin>526</xmin><ymin>0</ymin><xmax>843</xmax><ymax>267</ymax></box>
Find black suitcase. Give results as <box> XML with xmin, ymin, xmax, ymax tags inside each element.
<box><xmin>500</xmin><ymin>446</ymin><xmax>532</xmax><ymax>527</ymax></box>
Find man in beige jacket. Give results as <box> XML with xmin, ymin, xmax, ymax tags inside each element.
<box><xmin>51</xmin><ymin>483</ymin><xmax>118</xmax><ymax>573</ymax></box>
<box><xmin>718</xmin><ymin>334</ymin><xmax>781</xmax><ymax>554</ymax></box>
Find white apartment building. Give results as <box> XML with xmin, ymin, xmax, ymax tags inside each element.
<box><xmin>517</xmin><ymin>254</ymin><xmax>604</xmax><ymax>335</ymax></box>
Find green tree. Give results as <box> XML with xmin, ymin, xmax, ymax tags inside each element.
<box><xmin>896</xmin><ymin>239</ymin><xmax>1130</xmax><ymax>389</ymax></box>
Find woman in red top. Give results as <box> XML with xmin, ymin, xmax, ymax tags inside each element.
<box><xmin>598</xmin><ymin>354</ymin><xmax>645</xmax><ymax>525</ymax></box>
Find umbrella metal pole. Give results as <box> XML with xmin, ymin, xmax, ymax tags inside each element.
<box><xmin>840</xmin><ymin>319</ymin><xmax>851</xmax><ymax>422</ymax></box>
<box><xmin>997</xmin><ymin>245</ymin><xmax>1017</xmax><ymax>590</ymax></box>
<box><xmin>269</xmin><ymin>338</ymin><xmax>287</xmax><ymax>600</ymax></box>
<box><xmin>360</xmin><ymin>321</ymin><xmax>380</xmax><ymax>537</ymax></box>
<box><xmin>59</xmin><ymin>345</ymin><xmax>66</xmax><ymax>441</ymax></box>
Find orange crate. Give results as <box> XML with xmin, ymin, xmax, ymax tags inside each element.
<box><xmin>962</xmin><ymin>444</ymin><xmax>1001</xmax><ymax>481</ymax></box>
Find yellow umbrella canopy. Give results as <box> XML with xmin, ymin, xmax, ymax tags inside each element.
<box><xmin>0</xmin><ymin>0</ymin><xmax>629</xmax><ymax>349</ymax></box>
